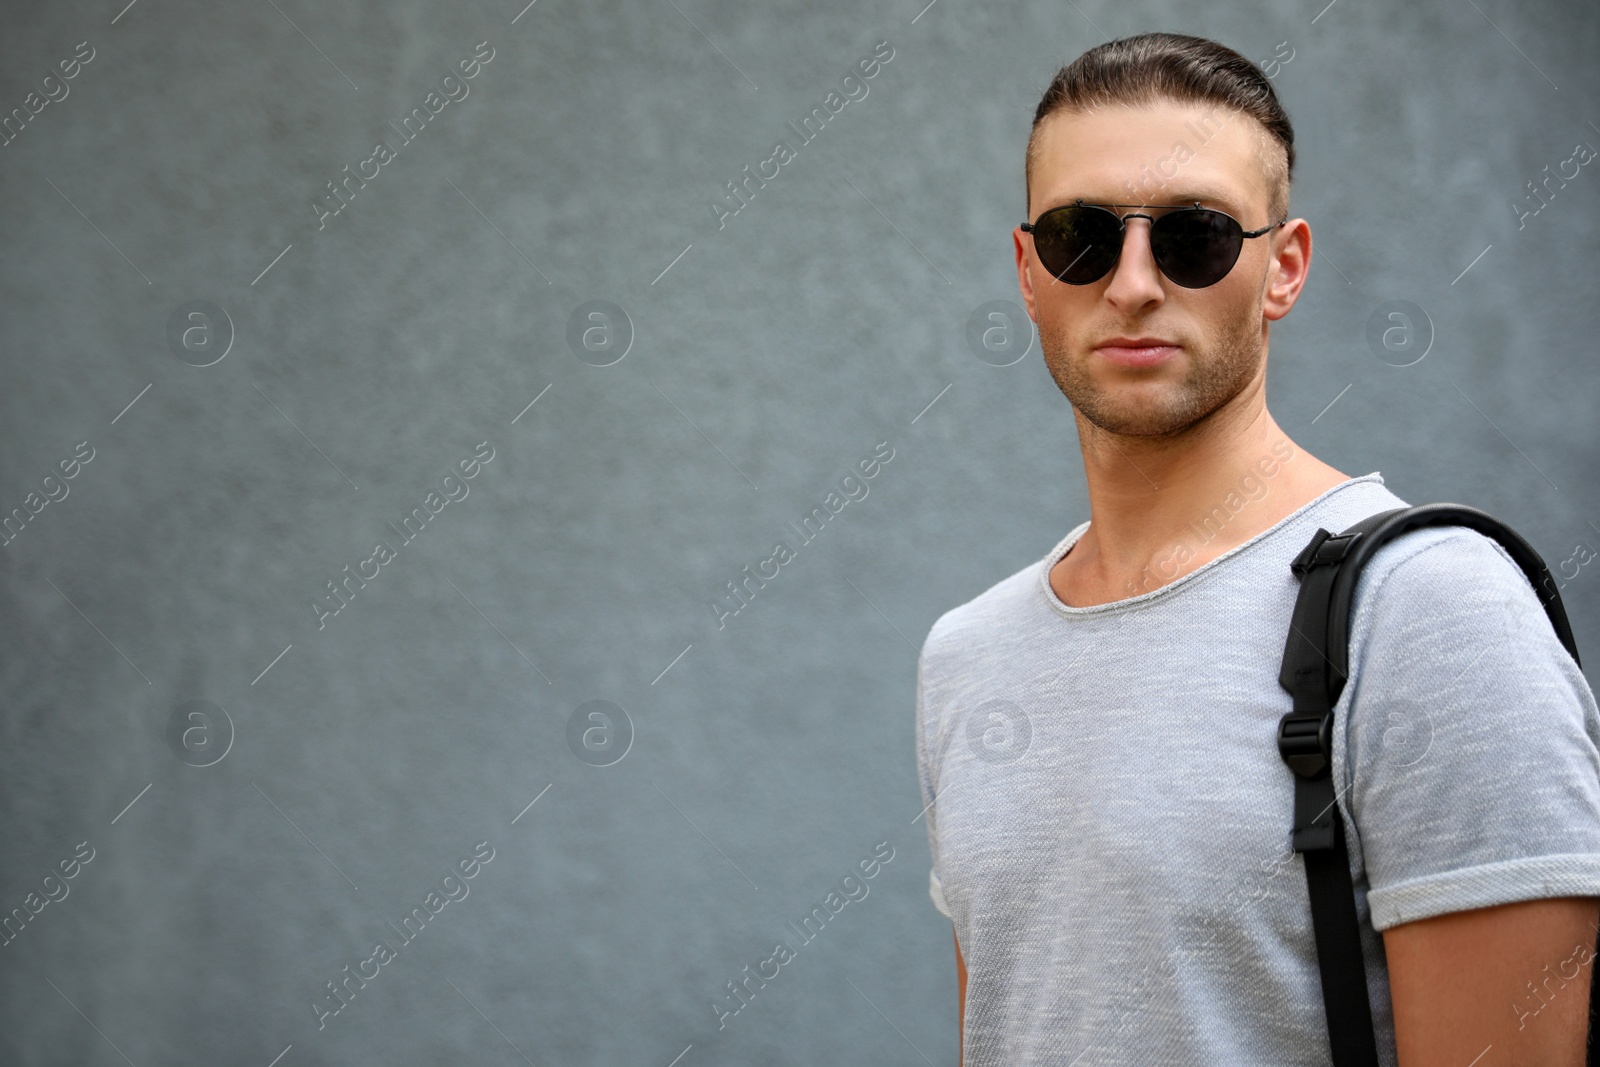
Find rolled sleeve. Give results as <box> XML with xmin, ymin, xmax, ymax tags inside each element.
<box><xmin>915</xmin><ymin>638</ymin><xmax>953</xmax><ymax>920</ymax></box>
<box><xmin>930</xmin><ymin>866</ymin><xmax>953</xmax><ymax>919</ymax></box>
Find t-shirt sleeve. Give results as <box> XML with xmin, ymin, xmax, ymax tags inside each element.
<box><xmin>915</xmin><ymin>641</ymin><xmax>955</xmax><ymax>920</ymax></box>
<box><xmin>1337</xmin><ymin>527</ymin><xmax>1600</xmax><ymax>932</ymax></box>
<box><xmin>930</xmin><ymin>867</ymin><xmax>952</xmax><ymax>919</ymax></box>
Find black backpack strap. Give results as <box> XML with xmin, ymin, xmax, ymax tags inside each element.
<box><xmin>1278</xmin><ymin>513</ymin><xmax>1383</xmax><ymax>1066</ymax></box>
<box><xmin>1276</xmin><ymin>503</ymin><xmax>1594</xmax><ymax>1065</ymax></box>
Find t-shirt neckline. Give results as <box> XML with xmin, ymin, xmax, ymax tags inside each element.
<box><xmin>1038</xmin><ymin>471</ymin><xmax>1388</xmax><ymax>616</ymax></box>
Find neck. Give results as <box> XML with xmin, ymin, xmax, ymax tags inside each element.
<box><xmin>1064</xmin><ymin>387</ymin><xmax>1349</xmax><ymax>600</ymax></box>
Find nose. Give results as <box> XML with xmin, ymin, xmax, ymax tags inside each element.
<box><xmin>1115</xmin><ymin>214</ymin><xmax>1158</xmax><ymax>268</ymax></box>
<box><xmin>1102</xmin><ymin>214</ymin><xmax>1166</xmax><ymax>306</ymax></box>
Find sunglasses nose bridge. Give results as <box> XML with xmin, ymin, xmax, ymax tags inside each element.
<box><xmin>1109</xmin><ymin>212</ymin><xmax>1162</xmax><ymax>275</ymax></box>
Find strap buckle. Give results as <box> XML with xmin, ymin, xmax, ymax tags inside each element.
<box><xmin>1289</xmin><ymin>529</ymin><xmax>1359</xmax><ymax>578</ymax></box>
<box><xmin>1278</xmin><ymin>710</ymin><xmax>1332</xmax><ymax>779</ymax></box>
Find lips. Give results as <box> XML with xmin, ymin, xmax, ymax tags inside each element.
<box><xmin>1096</xmin><ymin>336</ymin><xmax>1177</xmax><ymax>349</ymax></box>
<box><xmin>1094</xmin><ymin>338</ymin><xmax>1180</xmax><ymax>367</ymax></box>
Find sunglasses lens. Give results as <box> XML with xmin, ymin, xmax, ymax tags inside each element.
<box><xmin>1152</xmin><ymin>209</ymin><xmax>1243</xmax><ymax>288</ymax></box>
<box><xmin>1033</xmin><ymin>207</ymin><xmax>1121</xmax><ymax>284</ymax></box>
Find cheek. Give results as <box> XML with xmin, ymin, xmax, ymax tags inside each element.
<box><xmin>1035</xmin><ymin>314</ymin><xmax>1075</xmax><ymax>356</ymax></box>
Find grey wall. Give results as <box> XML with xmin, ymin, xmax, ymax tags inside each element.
<box><xmin>1</xmin><ymin>0</ymin><xmax>1596</xmax><ymax>1064</ymax></box>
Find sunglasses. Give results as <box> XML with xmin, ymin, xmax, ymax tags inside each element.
<box><xmin>1021</xmin><ymin>200</ymin><xmax>1286</xmax><ymax>288</ymax></box>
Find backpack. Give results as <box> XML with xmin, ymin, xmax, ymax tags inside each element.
<box><xmin>1275</xmin><ymin>503</ymin><xmax>1596</xmax><ymax>1065</ymax></box>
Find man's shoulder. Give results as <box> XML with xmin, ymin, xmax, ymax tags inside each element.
<box><xmin>919</xmin><ymin>529</ymin><xmax>1082</xmax><ymax>666</ymax></box>
<box><xmin>1282</xmin><ymin>475</ymin><xmax>1546</xmax><ymax>587</ymax></box>
<box><xmin>1281</xmin><ymin>481</ymin><xmax>1555</xmax><ymax>654</ymax></box>
<box><xmin>1348</xmin><ymin>521</ymin><xmax>1549</xmax><ymax>642</ymax></box>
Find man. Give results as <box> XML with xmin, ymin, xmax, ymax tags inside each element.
<box><xmin>915</xmin><ymin>32</ymin><xmax>1600</xmax><ymax>1066</ymax></box>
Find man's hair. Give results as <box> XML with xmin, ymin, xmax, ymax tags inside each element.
<box><xmin>1025</xmin><ymin>33</ymin><xmax>1295</xmax><ymax>226</ymax></box>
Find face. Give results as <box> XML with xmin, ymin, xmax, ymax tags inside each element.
<box><xmin>1017</xmin><ymin>101</ymin><xmax>1306</xmax><ymax>440</ymax></box>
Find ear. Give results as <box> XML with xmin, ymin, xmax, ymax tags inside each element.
<box><xmin>1263</xmin><ymin>218</ymin><xmax>1311</xmax><ymax>322</ymax></box>
<box><xmin>1016</xmin><ymin>225</ymin><xmax>1041</xmax><ymax>323</ymax></box>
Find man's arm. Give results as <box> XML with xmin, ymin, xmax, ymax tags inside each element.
<box><xmin>955</xmin><ymin>927</ymin><xmax>967</xmax><ymax>1066</ymax></box>
<box><xmin>1383</xmin><ymin>895</ymin><xmax>1599</xmax><ymax>1066</ymax></box>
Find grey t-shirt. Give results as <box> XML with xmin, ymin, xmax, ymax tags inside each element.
<box><xmin>915</xmin><ymin>472</ymin><xmax>1600</xmax><ymax>1065</ymax></box>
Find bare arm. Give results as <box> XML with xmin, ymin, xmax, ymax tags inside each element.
<box><xmin>955</xmin><ymin>927</ymin><xmax>967</xmax><ymax>1066</ymax></box>
<box><xmin>1384</xmin><ymin>895</ymin><xmax>1599</xmax><ymax>1065</ymax></box>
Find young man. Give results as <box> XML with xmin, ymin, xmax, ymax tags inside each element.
<box><xmin>915</xmin><ymin>32</ymin><xmax>1600</xmax><ymax>1065</ymax></box>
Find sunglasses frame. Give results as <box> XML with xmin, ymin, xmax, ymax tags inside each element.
<box><xmin>1021</xmin><ymin>200</ymin><xmax>1287</xmax><ymax>288</ymax></box>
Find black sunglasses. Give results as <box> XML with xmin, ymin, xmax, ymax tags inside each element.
<box><xmin>1021</xmin><ymin>200</ymin><xmax>1286</xmax><ymax>288</ymax></box>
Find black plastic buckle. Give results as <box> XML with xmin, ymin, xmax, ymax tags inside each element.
<box><xmin>1277</xmin><ymin>711</ymin><xmax>1332</xmax><ymax>779</ymax></box>
<box><xmin>1289</xmin><ymin>529</ymin><xmax>1358</xmax><ymax>578</ymax></box>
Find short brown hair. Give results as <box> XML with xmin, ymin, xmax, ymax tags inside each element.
<box><xmin>1025</xmin><ymin>33</ymin><xmax>1294</xmax><ymax>225</ymax></box>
